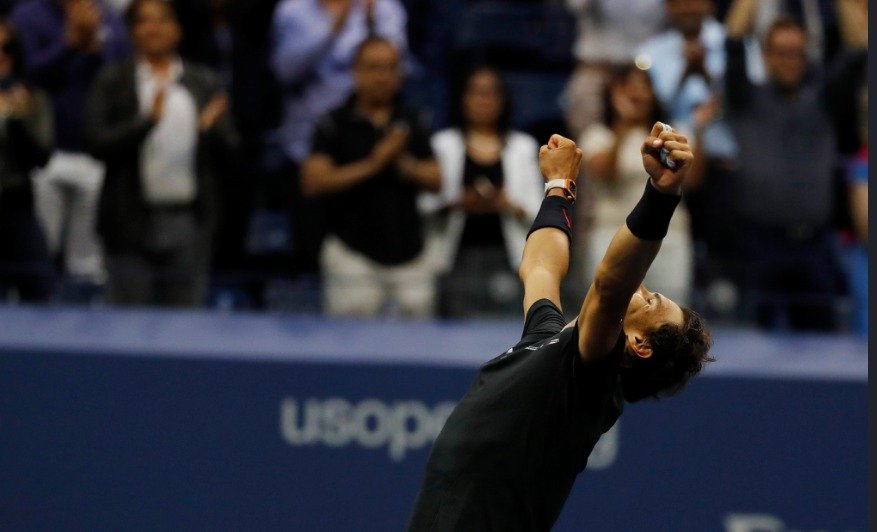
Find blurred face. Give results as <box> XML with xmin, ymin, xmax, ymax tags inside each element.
<box><xmin>665</xmin><ymin>0</ymin><xmax>712</xmax><ymax>37</ymax></box>
<box><xmin>131</xmin><ymin>1</ymin><xmax>181</xmax><ymax>59</ymax></box>
<box><xmin>462</xmin><ymin>70</ymin><xmax>505</xmax><ymax>129</ymax></box>
<box><xmin>353</xmin><ymin>41</ymin><xmax>402</xmax><ymax>105</ymax></box>
<box><xmin>0</xmin><ymin>26</ymin><xmax>14</xmax><ymax>79</ymax></box>
<box><xmin>624</xmin><ymin>284</ymin><xmax>684</xmax><ymax>346</ymax></box>
<box><xmin>612</xmin><ymin>70</ymin><xmax>655</xmax><ymax>122</ymax></box>
<box><xmin>763</xmin><ymin>27</ymin><xmax>808</xmax><ymax>91</ymax></box>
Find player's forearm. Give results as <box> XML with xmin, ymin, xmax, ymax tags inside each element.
<box><xmin>519</xmin><ymin>190</ymin><xmax>571</xmax><ymax>312</ymax></box>
<box><xmin>592</xmin><ymin>225</ymin><xmax>660</xmax><ymax>306</ymax></box>
<box><xmin>594</xmin><ymin>177</ymin><xmax>679</xmax><ymax>305</ymax></box>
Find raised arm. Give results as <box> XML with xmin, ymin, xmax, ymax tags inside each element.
<box><xmin>724</xmin><ymin>0</ymin><xmax>759</xmax><ymax>112</ymax></box>
<box><xmin>576</xmin><ymin>123</ymin><xmax>692</xmax><ymax>360</ymax></box>
<box><xmin>270</xmin><ymin>1</ymin><xmax>348</xmax><ymax>87</ymax></box>
<box><xmin>835</xmin><ymin>0</ymin><xmax>868</xmax><ymax>51</ymax></box>
<box><xmin>518</xmin><ymin>135</ymin><xmax>582</xmax><ymax>314</ymax></box>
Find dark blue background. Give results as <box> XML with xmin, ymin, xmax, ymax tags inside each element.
<box><xmin>0</xmin><ymin>349</ymin><xmax>866</xmax><ymax>531</ymax></box>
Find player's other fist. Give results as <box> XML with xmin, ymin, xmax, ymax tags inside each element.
<box><xmin>539</xmin><ymin>134</ymin><xmax>582</xmax><ymax>182</ymax></box>
<box><xmin>641</xmin><ymin>122</ymin><xmax>692</xmax><ymax>196</ymax></box>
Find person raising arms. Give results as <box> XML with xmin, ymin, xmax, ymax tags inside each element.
<box><xmin>408</xmin><ymin>125</ymin><xmax>713</xmax><ymax>531</ymax></box>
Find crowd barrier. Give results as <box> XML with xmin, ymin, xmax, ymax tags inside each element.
<box><xmin>0</xmin><ymin>307</ymin><xmax>866</xmax><ymax>531</ymax></box>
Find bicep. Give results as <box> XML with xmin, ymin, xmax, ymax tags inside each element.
<box><xmin>522</xmin><ymin>267</ymin><xmax>563</xmax><ymax>317</ymax></box>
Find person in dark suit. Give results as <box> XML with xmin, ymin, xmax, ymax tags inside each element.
<box><xmin>84</xmin><ymin>0</ymin><xmax>238</xmax><ymax>307</ymax></box>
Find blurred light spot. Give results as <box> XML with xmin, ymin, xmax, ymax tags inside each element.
<box><xmin>635</xmin><ymin>54</ymin><xmax>652</xmax><ymax>71</ymax></box>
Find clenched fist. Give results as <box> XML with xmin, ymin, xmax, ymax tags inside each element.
<box><xmin>640</xmin><ymin>122</ymin><xmax>693</xmax><ymax>196</ymax></box>
<box><xmin>538</xmin><ymin>134</ymin><xmax>582</xmax><ymax>183</ymax></box>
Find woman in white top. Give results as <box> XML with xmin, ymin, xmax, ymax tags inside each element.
<box><xmin>421</xmin><ymin>67</ymin><xmax>544</xmax><ymax>317</ymax></box>
<box><xmin>580</xmin><ymin>64</ymin><xmax>694</xmax><ymax>305</ymax></box>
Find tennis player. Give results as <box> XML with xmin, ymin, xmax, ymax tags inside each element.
<box><xmin>408</xmin><ymin>125</ymin><xmax>713</xmax><ymax>531</ymax></box>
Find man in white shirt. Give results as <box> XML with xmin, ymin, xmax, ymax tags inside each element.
<box><xmin>85</xmin><ymin>0</ymin><xmax>238</xmax><ymax>306</ymax></box>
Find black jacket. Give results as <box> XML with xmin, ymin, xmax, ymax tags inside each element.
<box><xmin>84</xmin><ymin>59</ymin><xmax>239</xmax><ymax>254</ymax></box>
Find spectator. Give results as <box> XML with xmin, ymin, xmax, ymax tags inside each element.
<box><xmin>563</xmin><ymin>0</ymin><xmax>666</xmax><ymax>139</ymax></box>
<box><xmin>424</xmin><ymin>67</ymin><xmax>543</xmax><ymax>317</ymax></box>
<box><xmin>10</xmin><ymin>0</ymin><xmax>129</xmax><ymax>285</ymax></box>
<box><xmin>0</xmin><ymin>20</ymin><xmax>54</xmax><ymax>301</ymax></box>
<box><xmin>269</xmin><ymin>0</ymin><xmax>407</xmax><ymax>273</ymax></box>
<box><xmin>580</xmin><ymin>65</ymin><xmax>696</xmax><ymax>306</ymax></box>
<box><xmin>270</xmin><ymin>0</ymin><xmax>406</xmax><ymax>164</ymax></box>
<box><xmin>84</xmin><ymin>0</ymin><xmax>238</xmax><ymax>307</ymax></box>
<box><xmin>302</xmin><ymin>37</ymin><xmax>440</xmax><ymax>318</ymax></box>
<box><xmin>721</xmin><ymin>0</ymin><xmax>865</xmax><ymax>330</ymax></box>
<box><xmin>635</xmin><ymin>0</ymin><xmax>764</xmax><ymax>160</ymax></box>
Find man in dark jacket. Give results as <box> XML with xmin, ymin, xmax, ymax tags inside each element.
<box><xmin>722</xmin><ymin>0</ymin><xmax>867</xmax><ymax>330</ymax></box>
<box><xmin>85</xmin><ymin>0</ymin><xmax>238</xmax><ymax>307</ymax></box>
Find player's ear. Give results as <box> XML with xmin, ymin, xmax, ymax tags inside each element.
<box><xmin>626</xmin><ymin>333</ymin><xmax>653</xmax><ymax>360</ymax></box>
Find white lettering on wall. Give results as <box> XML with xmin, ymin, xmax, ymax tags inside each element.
<box><xmin>724</xmin><ymin>513</ymin><xmax>859</xmax><ymax>532</ymax></box>
<box><xmin>280</xmin><ymin>397</ymin><xmax>620</xmax><ymax>467</ymax></box>
<box><xmin>280</xmin><ymin>397</ymin><xmax>456</xmax><ymax>462</ymax></box>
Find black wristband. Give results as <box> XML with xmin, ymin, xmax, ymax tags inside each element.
<box><xmin>625</xmin><ymin>180</ymin><xmax>681</xmax><ymax>240</ymax></box>
<box><xmin>527</xmin><ymin>195</ymin><xmax>574</xmax><ymax>242</ymax></box>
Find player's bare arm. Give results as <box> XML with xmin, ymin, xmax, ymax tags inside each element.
<box><xmin>577</xmin><ymin>122</ymin><xmax>693</xmax><ymax>361</ymax></box>
<box><xmin>518</xmin><ymin>134</ymin><xmax>582</xmax><ymax>313</ymax></box>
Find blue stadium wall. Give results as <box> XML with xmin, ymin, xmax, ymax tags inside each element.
<box><xmin>0</xmin><ymin>308</ymin><xmax>866</xmax><ymax>531</ymax></box>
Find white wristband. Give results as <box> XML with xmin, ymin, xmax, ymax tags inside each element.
<box><xmin>544</xmin><ymin>179</ymin><xmax>576</xmax><ymax>201</ymax></box>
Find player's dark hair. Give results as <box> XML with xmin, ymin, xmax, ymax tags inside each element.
<box><xmin>125</xmin><ymin>0</ymin><xmax>178</xmax><ymax>28</ymax></box>
<box><xmin>620</xmin><ymin>307</ymin><xmax>713</xmax><ymax>403</ymax></box>
<box><xmin>763</xmin><ymin>16</ymin><xmax>807</xmax><ymax>49</ymax></box>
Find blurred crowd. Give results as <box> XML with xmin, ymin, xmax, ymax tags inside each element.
<box><xmin>0</xmin><ymin>0</ymin><xmax>867</xmax><ymax>333</ymax></box>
